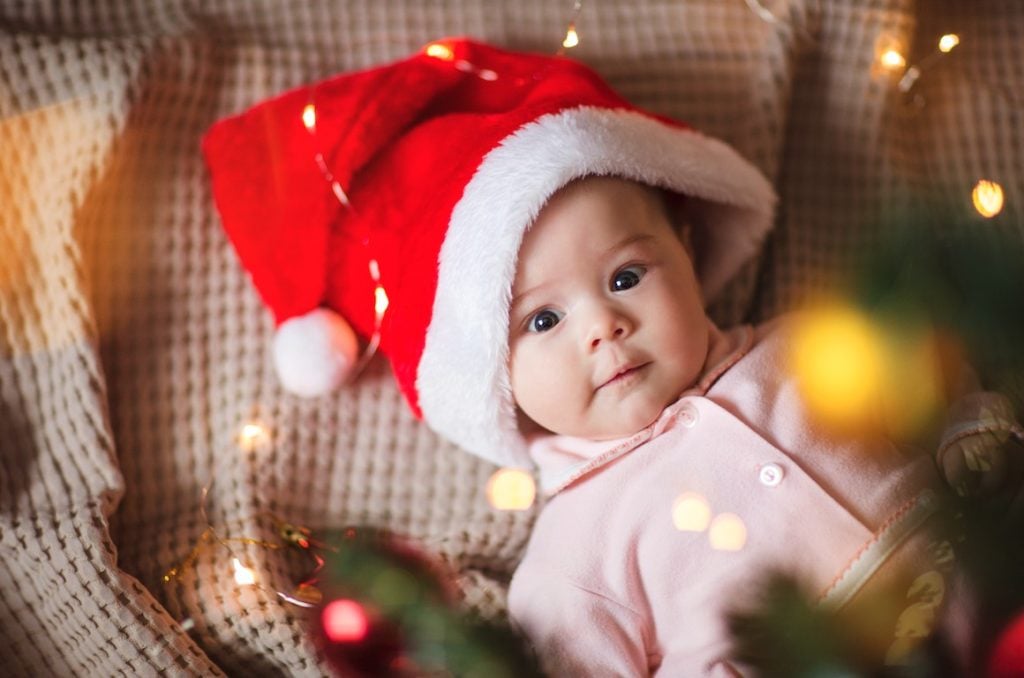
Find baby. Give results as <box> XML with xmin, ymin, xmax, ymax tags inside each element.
<box><xmin>203</xmin><ymin>38</ymin><xmax>1022</xmax><ymax>677</ymax></box>
<box><xmin>505</xmin><ymin>176</ymin><xmax>1021</xmax><ymax>675</ymax></box>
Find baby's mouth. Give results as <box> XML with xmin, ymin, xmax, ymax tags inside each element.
<box><xmin>597</xmin><ymin>362</ymin><xmax>651</xmax><ymax>390</ymax></box>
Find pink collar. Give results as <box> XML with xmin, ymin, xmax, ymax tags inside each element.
<box><xmin>528</xmin><ymin>323</ymin><xmax>754</xmax><ymax>495</ymax></box>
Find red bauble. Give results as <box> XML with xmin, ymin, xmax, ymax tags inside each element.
<box><xmin>314</xmin><ymin>597</ymin><xmax>404</xmax><ymax>677</ymax></box>
<box><xmin>989</xmin><ymin>611</ymin><xmax>1024</xmax><ymax>678</ymax></box>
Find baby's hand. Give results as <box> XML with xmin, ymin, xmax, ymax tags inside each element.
<box><xmin>938</xmin><ymin>429</ymin><xmax>1011</xmax><ymax>497</ymax></box>
<box><xmin>936</xmin><ymin>392</ymin><xmax>1023</xmax><ymax>499</ymax></box>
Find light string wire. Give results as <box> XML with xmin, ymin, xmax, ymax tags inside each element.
<box><xmin>296</xmin><ymin>0</ymin><xmax>586</xmax><ymax>386</ymax></box>
<box><xmin>301</xmin><ymin>97</ymin><xmax>388</xmax><ymax>383</ymax></box>
<box><xmin>747</xmin><ymin>1</ymin><xmax>1011</xmax><ymax>220</ymax></box>
<box><xmin>892</xmin><ymin>26</ymin><xmax>1016</xmax><ymax>223</ymax></box>
<box><xmin>163</xmin><ymin>478</ymin><xmax>334</xmax><ymax>611</ymax></box>
<box><xmin>557</xmin><ymin>0</ymin><xmax>583</xmax><ymax>55</ymax></box>
<box><xmin>164</xmin><ymin>10</ymin><xmax>600</xmax><ymax>622</ymax></box>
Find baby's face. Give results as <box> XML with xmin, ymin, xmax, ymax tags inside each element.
<box><xmin>508</xmin><ymin>176</ymin><xmax>709</xmax><ymax>440</ymax></box>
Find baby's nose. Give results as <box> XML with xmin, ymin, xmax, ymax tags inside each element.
<box><xmin>587</xmin><ymin>309</ymin><xmax>631</xmax><ymax>349</ymax></box>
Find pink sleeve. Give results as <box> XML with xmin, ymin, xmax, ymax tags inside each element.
<box><xmin>508</xmin><ymin>568</ymin><xmax>654</xmax><ymax>676</ymax></box>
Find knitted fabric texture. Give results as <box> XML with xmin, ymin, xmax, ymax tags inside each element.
<box><xmin>1</xmin><ymin>1</ymin><xmax>1022</xmax><ymax>675</ymax></box>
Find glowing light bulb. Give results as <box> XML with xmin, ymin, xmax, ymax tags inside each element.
<box><xmin>486</xmin><ymin>468</ymin><xmax>536</xmax><ymax>511</ymax></box>
<box><xmin>672</xmin><ymin>492</ymin><xmax>712</xmax><ymax>532</ymax></box>
<box><xmin>562</xmin><ymin>25</ymin><xmax>580</xmax><ymax>49</ymax></box>
<box><xmin>789</xmin><ymin>304</ymin><xmax>886</xmax><ymax>431</ymax></box>
<box><xmin>232</xmin><ymin>558</ymin><xmax>257</xmax><ymax>586</ymax></box>
<box><xmin>374</xmin><ymin>286</ymin><xmax>390</xmax><ymax>315</ymax></box>
<box><xmin>302</xmin><ymin>104</ymin><xmax>316</xmax><ymax>131</ymax></box>
<box><xmin>238</xmin><ymin>421</ymin><xmax>269</xmax><ymax>450</ymax></box>
<box><xmin>322</xmin><ymin>599</ymin><xmax>369</xmax><ymax>643</ymax></box>
<box><xmin>425</xmin><ymin>43</ymin><xmax>454</xmax><ymax>61</ymax></box>
<box><xmin>880</xmin><ymin>49</ymin><xmax>906</xmax><ymax>70</ymax></box>
<box><xmin>972</xmin><ymin>179</ymin><xmax>1004</xmax><ymax>218</ymax></box>
<box><xmin>708</xmin><ymin>513</ymin><xmax>747</xmax><ymax>551</ymax></box>
<box><xmin>938</xmin><ymin>33</ymin><xmax>960</xmax><ymax>53</ymax></box>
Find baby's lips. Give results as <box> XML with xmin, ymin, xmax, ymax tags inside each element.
<box><xmin>595</xmin><ymin>361</ymin><xmax>649</xmax><ymax>390</ymax></box>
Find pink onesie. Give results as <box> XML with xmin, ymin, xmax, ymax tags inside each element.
<box><xmin>508</xmin><ymin>320</ymin><xmax>948</xmax><ymax>676</ymax></box>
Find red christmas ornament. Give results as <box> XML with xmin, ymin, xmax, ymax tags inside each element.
<box><xmin>989</xmin><ymin>610</ymin><xmax>1024</xmax><ymax>678</ymax></box>
<box><xmin>314</xmin><ymin>596</ymin><xmax>403</xmax><ymax>676</ymax></box>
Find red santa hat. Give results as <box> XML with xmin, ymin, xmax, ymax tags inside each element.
<box><xmin>202</xmin><ymin>38</ymin><xmax>776</xmax><ymax>469</ymax></box>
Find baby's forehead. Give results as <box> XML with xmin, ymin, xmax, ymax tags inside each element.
<box><xmin>519</xmin><ymin>177</ymin><xmax>675</xmax><ymax>256</ymax></box>
<box><xmin>542</xmin><ymin>175</ymin><xmax>668</xmax><ymax>213</ymax></box>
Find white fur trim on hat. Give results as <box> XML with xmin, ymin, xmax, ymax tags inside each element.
<box><xmin>273</xmin><ymin>308</ymin><xmax>359</xmax><ymax>397</ymax></box>
<box><xmin>417</xmin><ymin>106</ymin><xmax>776</xmax><ymax>468</ymax></box>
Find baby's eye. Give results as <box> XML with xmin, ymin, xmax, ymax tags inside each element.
<box><xmin>611</xmin><ymin>265</ymin><xmax>647</xmax><ymax>292</ymax></box>
<box><xmin>526</xmin><ymin>309</ymin><xmax>563</xmax><ymax>333</ymax></box>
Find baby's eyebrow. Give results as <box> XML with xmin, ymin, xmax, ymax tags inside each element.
<box><xmin>603</xmin><ymin>232</ymin><xmax>656</xmax><ymax>256</ymax></box>
<box><xmin>510</xmin><ymin>283</ymin><xmax>542</xmax><ymax>314</ymax></box>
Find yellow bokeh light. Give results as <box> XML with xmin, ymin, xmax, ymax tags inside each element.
<box><xmin>880</xmin><ymin>49</ymin><xmax>906</xmax><ymax>70</ymax></box>
<box><xmin>232</xmin><ymin>558</ymin><xmax>257</xmax><ymax>586</ymax></box>
<box><xmin>709</xmin><ymin>513</ymin><xmax>747</xmax><ymax>552</ymax></box>
<box><xmin>425</xmin><ymin>43</ymin><xmax>454</xmax><ymax>61</ymax></box>
<box><xmin>873</xmin><ymin>33</ymin><xmax>908</xmax><ymax>79</ymax></box>
<box><xmin>562</xmin><ymin>26</ymin><xmax>580</xmax><ymax>49</ymax></box>
<box><xmin>972</xmin><ymin>179</ymin><xmax>1004</xmax><ymax>218</ymax></box>
<box><xmin>672</xmin><ymin>492</ymin><xmax>712</xmax><ymax>532</ymax></box>
<box><xmin>486</xmin><ymin>468</ymin><xmax>536</xmax><ymax>511</ymax></box>
<box><xmin>877</xmin><ymin>329</ymin><xmax>944</xmax><ymax>439</ymax></box>
<box><xmin>938</xmin><ymin>33</ymin><xmax>960</xmax><ymax>53</ymax></box>
<box><xmin>790</xmin><ymin>305</ymin><xmax>886</xmax><ymax>431</ymax></box>
<box><xmin>238</xmin><ymin>421</ymin><xmax>269</xmax><ymax>450</ymax></box>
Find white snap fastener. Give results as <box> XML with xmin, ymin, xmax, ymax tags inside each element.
<box><xmin>678</xmin><ymin>403</ymin><xmax>699</xmax><ymax>428</ymax></box>
<box><xmin>759</xmin><ymin>463</ymin><xmax>783</xmax><ymax>487</ymax></box>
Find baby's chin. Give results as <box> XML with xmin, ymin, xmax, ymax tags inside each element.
<box><xmin>569</xmin><ymin>405</ymin><xmax>666</xmax><ymax>441</ymax></box>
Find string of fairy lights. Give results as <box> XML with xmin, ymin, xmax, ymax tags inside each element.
<box><xmin>169</xmin><ymin>0</ymin><xmax>1013</xmax><ymax>647</ymax></box>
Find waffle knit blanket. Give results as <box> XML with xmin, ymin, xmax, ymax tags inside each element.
<box><xmin>1</xmin><ymin>1</ymin><xmax>1021</xmax><ymax>674</ymax></box>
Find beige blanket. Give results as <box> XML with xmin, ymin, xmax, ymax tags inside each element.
<box><xmin>2</xmin><ymin>0</ymin><xmax>1021</xmax><ymax>674</ymax></box>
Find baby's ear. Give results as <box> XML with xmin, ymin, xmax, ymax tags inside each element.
<box><xmin>678</xmin><ymin>222</ymin><xmax>696</xmax><ymax>260</ymax></box>
<box><xmin>660</xmin><ymin>189</ymin><xmax>696</xmax><ymax>258</ymax></box>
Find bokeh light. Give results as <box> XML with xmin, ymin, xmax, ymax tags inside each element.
<box><xmin>790</xmin><ymin>305</ymin><xmax>886</xmax><ymax>431</ymax></box>
<box><xmin>374</xmin><ymin>285</ymin><xmax>390</xmax><ymax>315</ymax></box>
<box><xmin>322</xmin><ymin>599</ymin><xmax>370</xmax><ymax>643</ymax></box>
<box><xmin>880</xmin><ymin>49</ymin><xmax>906</xmax><ymax>70</ymax></box>
<box><xmin>238</xmin><ymin>421</ymin><xmax>269</xmax><ymax>450</ymax></box>
<box><xmin>709</xmin><ymin>513</ymin><xmax>747</xmax><ymax>552</ymax></box>
<box><xmin>874</xmin><ymin>33</ymin><xmax>908</xmax><ymax>78</ymax></box>
<box><xmin>232</xmin><ymin>558</ymin><xmax>257</xmax><ymax>586</ymax></box>
<box><xmin>425</xmin><ymin>43</ymin><xmax>454</xmax><ymax>61</ymax></box>
<box><xmin>486</xmin><ymin>468</ymin><xmax>536</xmax><ymax>511</ymax></box>
<box><xmin>302</xmin><ymin>104</ymin><xmax>316</xmax><ymax>131</ymax></box>
<box><xmin>972</xmin><ymin>179</ymin><xmax>1005</xmax><ymax>218</ymax></box>
<box><xmin>672</xmin><ymin>492</ymin><xmax>712</xmax><ymax>532</ymax></box>
<box><xmin>876</xmin><ymin>328</ymin><xmax>944</xmax><ymax>439</ymax></box>
<box><xmin>791</xmin><ymin>302</ymin><xmax>948</xmax><ymax>438</ymax></box>
<box><xmin>562</xmin><ymin>26</ymin><xmax>580</xmax><ymax>49</ymax></box>
<box><xmin>938</xmin><ymin>33</ymin><xmax>960</xmax><ymax>53</ymax></box>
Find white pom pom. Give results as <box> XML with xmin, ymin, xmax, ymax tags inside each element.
<box><xmin>272</xmin><ymin>308</ymin><xmax>359</xmax><ymax>397</ymax></box>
